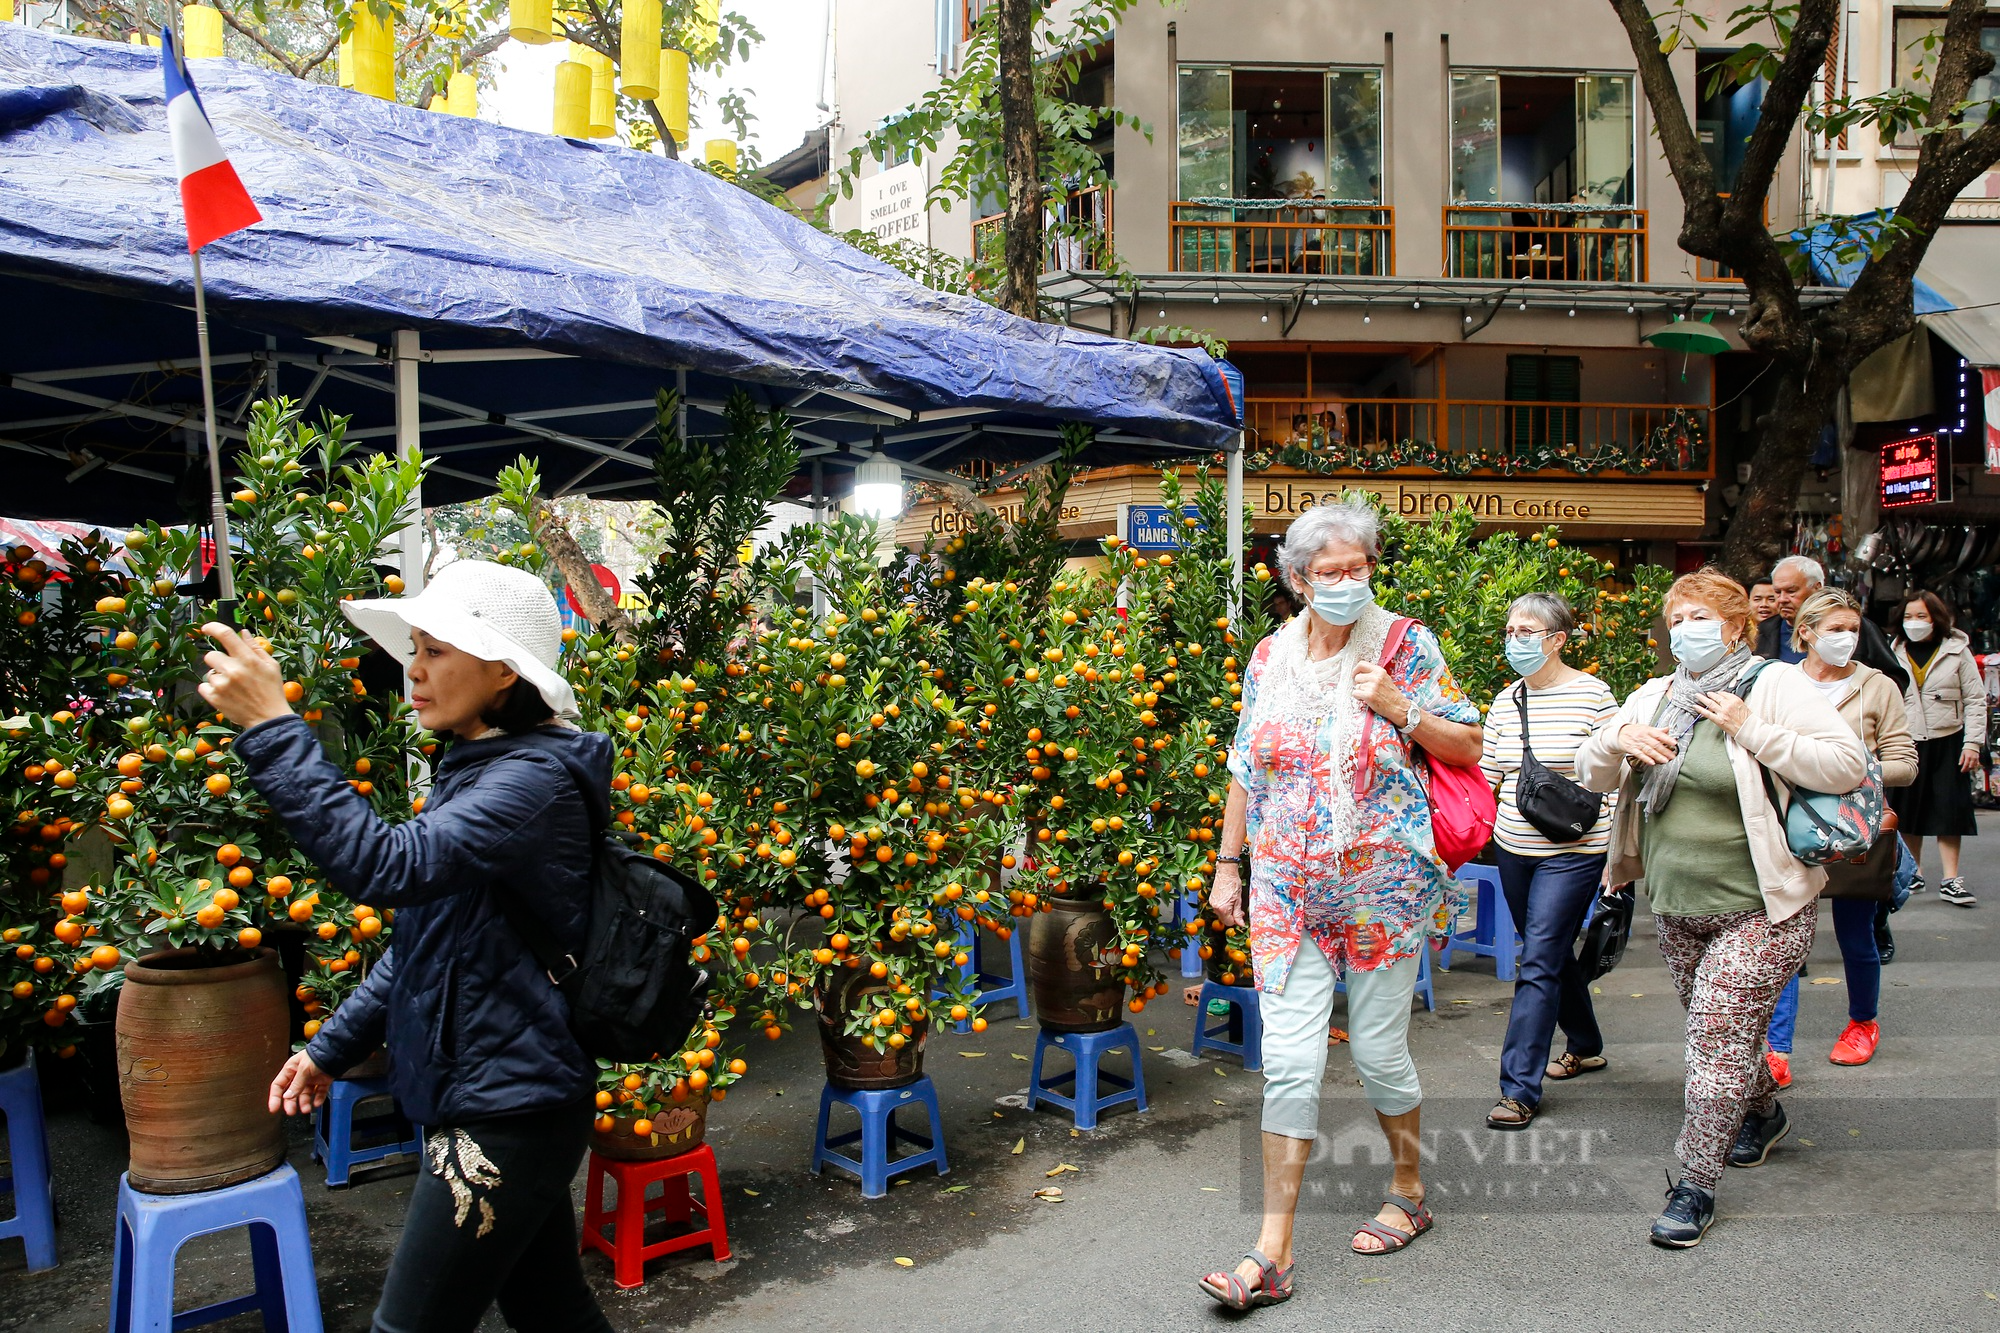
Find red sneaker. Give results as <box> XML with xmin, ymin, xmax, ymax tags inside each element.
<box><xmin>1829</xmin><ymin>1020</ymin><xmax>1881</xmax><ymax>1066</ymax></box>
<box><xmin>1765</xmin><ymin>1051</ymin><xmax>1792</xmax><ymax>1088</ymax></box>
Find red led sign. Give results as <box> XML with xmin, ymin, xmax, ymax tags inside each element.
<box><xmin>1880</xmin><ymin>434</ymin><xmax>1941</xmax><ymax>508</ymax></box>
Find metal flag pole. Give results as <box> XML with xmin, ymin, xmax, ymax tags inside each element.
<box><xmin>190</xmin><ymin>246</ymin><xmax>238</xmax><ymax>623</ymax></box>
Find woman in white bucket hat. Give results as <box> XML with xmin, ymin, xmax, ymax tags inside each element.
<box><xmin>201</xmin><ymin>559</ymin><xmax>617</xmax><ymax>1333</ymax></box>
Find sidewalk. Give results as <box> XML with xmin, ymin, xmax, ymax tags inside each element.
<box><xmin>6</xmin><ymin>825</ymin><xmax>1998</xmax><ymax>1332</ymax></box>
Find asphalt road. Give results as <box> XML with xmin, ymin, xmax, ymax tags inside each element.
<box><xmin>5</xmin><ymin>824</ymin><xmax>1998</xmax><ymax>1333</ymax></box>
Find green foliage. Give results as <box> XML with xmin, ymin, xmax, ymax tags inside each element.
<box><xmin>1132</xmin><ymin>325</ymin><xmax>1230</xmax><ymax>361</ymax></box>
<box><xmin>632</xmin><ymin>389</ymin><xmax>798</xmax><ymax>669</ymax></box>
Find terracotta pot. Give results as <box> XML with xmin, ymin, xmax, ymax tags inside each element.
<box><xmin>1027</xmin><ymin>896</ymin><xmax>1124</xmax><ymax>1033</ymax></box>
<box><xmin>117</xmin><ymin>947</ymin><xmax>288</xmax><ymax>1194</ymax></box>
<box><xmin>815</xmin><ymin>964</ymin><xmax>927</xmax><ymax>1090</ymax></box>
<box><xmin>594</xmin><ymin>1097</ymin><xmax>709</xmax><ymax>1161</ymax></box>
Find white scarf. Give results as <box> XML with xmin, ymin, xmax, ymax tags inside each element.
<box><xmin>1248</xmin><ymin>603</ymin><xmax>1396</xmax><ymax>853</ymax></box>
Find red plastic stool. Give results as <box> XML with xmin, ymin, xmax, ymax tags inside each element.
<box><xmin>579</xmin><ymin>1144</ymin><xmax>730</xmax><ymax>1288</ymax></box>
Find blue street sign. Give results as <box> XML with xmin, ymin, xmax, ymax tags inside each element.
<box><xmin>1124</xmin><ymin>504</ymin><xmax>1203</xmax><ymax>550</ymax></box>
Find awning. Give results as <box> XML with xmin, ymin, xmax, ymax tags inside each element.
<box><xmin>1917</xmin><ymin>226</ymin><xmax>2000</xmax><ymax>367</ymax></box>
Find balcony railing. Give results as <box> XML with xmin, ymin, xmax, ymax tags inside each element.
<box><xmin>1247</xmin><ymin>396</ymin><xmax>1710</xmax><ymax>477</ymax></box>
<box><xmin>1443</xmin><ymin>205</ymin><xmax>1647</xmax><ymax>282</ymax></box>
<box><xmin>1170</xmin><ymin>201</ymin><xmax>1394</xmax><ymax>276</ymax></box>
<box><xmin>972</xmin><ymin>184</ymin><xmax>1113</xmax><ymax>273</ymax></box>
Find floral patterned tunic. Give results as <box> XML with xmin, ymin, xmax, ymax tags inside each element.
<box><xmin>1226</xmin><ymin>608</ymin><xmax>1481</xmax><ymax>994</ymax></box>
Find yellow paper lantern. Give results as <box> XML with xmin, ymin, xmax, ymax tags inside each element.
<box><xmin>182</xmin><ymin>5</ymin><xmax>225</xmax><ymax>57</ymax></box>
<box><xmin>509</xmin><ymin>0</ymin><xmax>553</xmax><ymax>44</ymax></box>
<box><xmin>552</xmin><ymin>57</ymin><xmax>590</xmax><ymax>138</ymax></box>
<box><xmin>659</xmin><ymin>46</ymin><xmax>689</xmax><ymax>145</ymax></box>
<box><xmin>695</xmin><ymin>0</ymin><xmax>718</xmax><ymax>56</ymax></box>
<box><xmin>586</xmin><ymin>48</ymin><xmax>615</xmax><ymax>139</ymax></box>
<box><xmin>619</xmin><ymin>0</ymin><xmax>660</xmax><ymax>100</ymax></box>
<box><xmin>1</xmin><ymin>1</ymin><xmax>15</xmax><ymax>23</ymax></box>
<box><xmin>705</xmin><ymin>139</ymin><xmax>737</xmax><ymax>173</ymax></box>
<box><xmin>129</xmin><ymin>31</ymin><xmax>161</xmax><ymax>46</ymax></box>
<box><xmin>343</xmin><ymin>3</ymin><xmax>394</xmax><ymax>101</ymax></box>
<box><xmin>445</xmin><ymin>69</ymin><xmax>476</xmax><ymax>117</ymax></box>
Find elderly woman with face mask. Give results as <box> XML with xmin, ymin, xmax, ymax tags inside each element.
<box><xmin>1577</xmin><ymin>569</ymin><xmax>1867</xmax><ymax>1251</ymax></box>
<box><xmin>1198</xmin><ymin>500</ymin><xmax>1483</xmax><ymax>1311</ymax></box>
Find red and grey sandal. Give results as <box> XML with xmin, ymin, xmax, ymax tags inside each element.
<box><xmin>1198</xmin><ymin>1248</ymin><xmax>1294</xmax><ymax>1310</ymax></box>
<box><xmin>1352</xmin><ymin>1194</ymin><xmax>1434</xmax><ymax>1254</ymax></box>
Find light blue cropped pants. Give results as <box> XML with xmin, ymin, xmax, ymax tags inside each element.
<box><xmin>1260</xmin><ymin>938</ymin><xmax>1423</xmax><ymax>1139</ymax></box>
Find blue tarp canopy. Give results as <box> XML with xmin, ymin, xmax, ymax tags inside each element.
<box><xmin>1799</xmin><ymin>213</ymin><xmax>1954</xmax><ymax>313</ymax></box>
<box><xmin>0</xmin><ymin>27</ymin><xmax>1242</xmax><ymax>524</ymax></box>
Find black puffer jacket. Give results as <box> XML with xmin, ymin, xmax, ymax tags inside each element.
<box><xmin>235</xmin><ymin>715</ymin><xmax>613</xmax><ymax>1126</ymax></box>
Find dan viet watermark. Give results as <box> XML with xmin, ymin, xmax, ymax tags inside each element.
<box><xmin>1241</xmin><ymin>1097</ymin><xmax>2000</xmax><ymax>1214</ymax></box>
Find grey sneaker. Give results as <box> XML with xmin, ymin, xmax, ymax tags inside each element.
<box><xmin>1941</xmin><ymin>877</ymin><xmax>1977</xmax><ymax>908</ymax></box>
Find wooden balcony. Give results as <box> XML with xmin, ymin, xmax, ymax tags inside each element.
<box><xmin>973</xmin><ymin>184</ymin><xmax>1113</xmax><ymax>273</ymax></box>
<box><xmin>1169</xmin><ymin>202</ymin><xmax>1394</xmax><ymax>276</ymax></box>
<box><xmin>1246</xmin><ymin>396</ymin><xmax>1711</xmax><ymax>477</ymax></box>
<box><xmin>1443</xmin><ymin>206</ymin><xmax>1647</xmax><ymax>283</ymax></box>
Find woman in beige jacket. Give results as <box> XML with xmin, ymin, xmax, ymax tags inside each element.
<box><xmin>1764</xmin><ymin>588</ymin><xmax>1917</xmax><ymax>1082</ymax></box>
<box><xmin>1891</xmin><ymin>590</ymin><xmax>1987</xmax><ymax>907</ymax></box>
<box><xmin>1576</xmin><ymin>569</ymin><xmax>1867</xmax><ymax>1250</ymax></box>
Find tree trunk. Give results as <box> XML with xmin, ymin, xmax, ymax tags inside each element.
<box><xmin>994</xmin><ymin>0</ymin><xmax>1042</xmax><ymax>321</ymax></box>
<box><xmin>1717</xmin><ymin>359</ymin><xmax>1843</xmax><ymax>583</ymax></box>
<box><xmin>526</xmin><ymin>496</ymin><xmax>634</xmax><ymax>643</ymax></box>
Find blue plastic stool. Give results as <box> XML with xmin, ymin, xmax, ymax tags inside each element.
<box><xmin>1027</xmin><ymin>1024</ymin><xmax>1148</xmax><ymax>1130</ymax></box>
<box><xmin>810</xmin><ymin>1077</ymin><xmax>948</xmax><ymax>1199</ymax></box>
<box><xmin>1334</xmin><ymin>946</ymin><xmax>1438</xmax><ymax>1013</ymax></box>
<box><xmin>312</xmin><ymin>1076</ymin><xmax>422</xmax><ymax>1188</ymax></box>
<box><xmin>0</xmin><ymin>1051</ymin><xmax>56</xmax><ymax>1271</ymax></box>
<box><xmin>1176</xmin><ymin>892</ymin><xmax>1206</xmax><ymax>978</ymax></box>
<box><xmin>1189</xmin><ymin>982</ymin><xmax>1262</xmax><ymax>1070</ymax></box>
<box><xmin>1439</xmin><ymin>864</ymin><xmax>1520</xmax><ymax>982</ymax></box>
<box><xmin>937</xmin><ymin>917</ymin><xmax>1028</xmax><ymax>1031</ymax></box>
<box><xmin>109</xmin><ymin>1162</ymin><xmax>322</xmax><ymax>1333</ymax></box>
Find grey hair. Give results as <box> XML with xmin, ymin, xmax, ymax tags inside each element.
<box><xmin>1506</xmin><ymin>592</ymin><xmax>1575</xmax><ymax>636</ymax></box>
<box><xmin>1772</xmin><ymin>554</ymin><xmax>1825</xmax><ymax>587</ymax></box>
<box><xmin>1277</xmin><ymin>499</ymin><xmax>1380</xmax><ymax>589</ymax></box>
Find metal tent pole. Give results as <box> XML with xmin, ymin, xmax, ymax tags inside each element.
<box><xmin>393</xmin><ymin>329</ymin><xmax>426</xmax><ymax>595</ymax></box>
<box><xmin>1225</xmin><ymin>429</ymin><xmax>1245</xmax><ymax>618</ymax></box>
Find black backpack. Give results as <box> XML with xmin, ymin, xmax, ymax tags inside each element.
<box><xmin>500</xmin><ymin>827</ymin><xmax>718</xmax><ymax>1064</ymax></box>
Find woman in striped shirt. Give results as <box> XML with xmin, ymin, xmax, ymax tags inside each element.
<box><xmin>1479</xmin><ymin>592</ymin><xmax>1621</xmax><ymax>1130</ymax></box>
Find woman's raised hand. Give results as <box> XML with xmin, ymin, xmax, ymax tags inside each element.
<box><xmin>198</xmin><ymin>622</ymin><xmax>294</xmax><ymax>729</ymax></box>
<box><xmin>1617</xmin><ymin>722</ymin><xmax>1679</xmax><ymax>767</ymax></box>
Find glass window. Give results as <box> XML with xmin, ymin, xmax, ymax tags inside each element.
<box><xmin>1177</xmin><ymin>66</ymin><xmax>1234</xmax><ymax>199</ymax></box>
<box><xmin>1325</xmin><ymin>70</ymin><xmax>1382</xmax><ymax>201</ymax></box>
<box><xmin>1895</xmin><ymin>11</ymin><xmax>2000</xmax><ymax>128</ymax></box>
<box><xmin>1451</xmin><ymin>73</ymin><xmax>1500</xmax><ymax>202</ymax></box>
<box><xmin>1575</xmin><ymin>75</ymin><xmax>1635</xmax><ymax>205</ymax></box>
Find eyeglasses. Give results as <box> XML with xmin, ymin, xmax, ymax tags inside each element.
<box><xmin>1502</xmin><ymin>629</ymin><xmax>1553</xmax><ymax>643</ymax></box>
<box><xmin>1306</xmin><ymin>562</ymin><xmax>1375</xmax><ymax>587</ymax></box>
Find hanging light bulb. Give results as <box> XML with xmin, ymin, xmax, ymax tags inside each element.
<box><xmin>620</xmin><ymin>0</ymin><xmax>660</xmax><ymax>99</ymax></box>
<box><xmin>1309</xmin><ymin>296</ymin><xmax>1319</xmax><ymax>306</ymax></box>
<box><xmin>586</xmin><ymin>46</ymin><xmax>616</xmax><ymax>138</ymax></box>
<box><xmin>182</xmin><ymin>4</ymin><xmax>225</xmax><ymax>58</ymax></box>
<box><xmin>852</xmin><ymin>450</ymin><xmax>904</xmax><ymax>520</ymax></box>
<box><xmin>659</xmin><ymin>47</ymin><xmax>690</xmax><ymax>145</ymax></box>
<box><xmin>510</xmin><ymin>0</ymin><xmax>555</xmax><ymax>44</ymax></box>
<box><xmin>552</xmin><ymin>52</ymin><xmax>591</xmax><ymax>138</ymax></box>
<box><xmin>1411</xmin><ymin>300</ymin><xmax>1421</xmax><ymax>310</ymax></box>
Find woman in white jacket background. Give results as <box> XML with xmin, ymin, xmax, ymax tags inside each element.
<box><xmin>1891</xmin><ymin>590</ymin><xmax>1987</xmax><ymax>907</ymax></box>
<box><xmin>1576</xmin><ymin>569</ymin><xmax>1866</xmax><ymax>1251</ymax></box>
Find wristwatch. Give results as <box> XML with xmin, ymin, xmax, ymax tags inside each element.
<box><xmin>1398</xmin><ymin>702</ymin><xmax>1422</xmax><ymax>734</ymax></box>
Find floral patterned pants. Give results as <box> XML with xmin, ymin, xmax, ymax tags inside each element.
<box><xmin>1655</xmin><ymin>907</ymin><xmax>1816</xmax><ymax>1190</ymax></box>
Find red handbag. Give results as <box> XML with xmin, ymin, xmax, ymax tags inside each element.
<box><xmin>1353</xmin><ymin>617</ymin><xmax>1496</xmax><ymax>872</ymax></box>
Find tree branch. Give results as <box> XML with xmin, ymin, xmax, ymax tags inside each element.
<box><xmin>1604</xmin><ymin>0</ymin><xmax>1719</xmax><ymax>240</ymax></box>
<box><xmin>525</xmin><ymin>495</ymin><xmax>634</xmax><ymax>644</ymax></box>
<box><xmin>1725</xmin><ymin>0</ymin><xmax>1838</xmax><ymax>235</ymax></box>
<box><xmin>995</xmin><ymin>0</ymin><xmax>1043</xmax><ymax>321</ymax></box>
<box><xmin>214</xmin><ymin>0</ymin><xmax>334</xmax><ymax>79</ymax></box>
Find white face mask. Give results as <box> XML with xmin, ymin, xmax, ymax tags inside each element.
<box><xmin>1904</xmin><ymin>619</ymin><xmax>1934</xmax><ymax>643</ymax></box>
<box><xmin>1813</xmin><ymin>630</ymin><xmax>1858</xmax><ymax>669</ymax></box>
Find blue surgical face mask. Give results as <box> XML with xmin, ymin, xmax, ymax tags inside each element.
<box><xmin>1309</xmin><ymin>579</ymin><xmax>1374</xmax><ymax>626</ymax></box>
<box><xmin>1670</xmin><ymin>618</ymin><xmax>1729</xmax><ymax>674</ymax></box>
<box><xmin>1506</xmin><ymin>633</ymin><xmax>1553</xmax><ymax>677</ymax></box>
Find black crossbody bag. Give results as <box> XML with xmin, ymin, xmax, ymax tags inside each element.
<box><xmin>1512</xmin><ymin>685</ymin><xmax>1604</xmax><ymax>844</ymax></box>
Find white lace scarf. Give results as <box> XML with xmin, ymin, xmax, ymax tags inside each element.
<box><xmin>1249</xmin><ymin>603</ymin><xmax>1396</xmax><ymax>854</ymax></box>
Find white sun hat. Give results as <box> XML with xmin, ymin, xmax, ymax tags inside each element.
<box><xmin>340</xmin><ymin>559</ymin><xmax>578</xmax><ymax>718</ymax></box>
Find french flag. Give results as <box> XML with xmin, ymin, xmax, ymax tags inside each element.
<box><xmin>161</xmin><ymin>29</ymin><xmax>262</xmax><ymax>252</ymax></box>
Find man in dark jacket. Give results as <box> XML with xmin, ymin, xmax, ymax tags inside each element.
<box><xmin>1757</xmin><ymin>554</ymin><xmax>1908</xmax><ymax>691</ymax></box>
